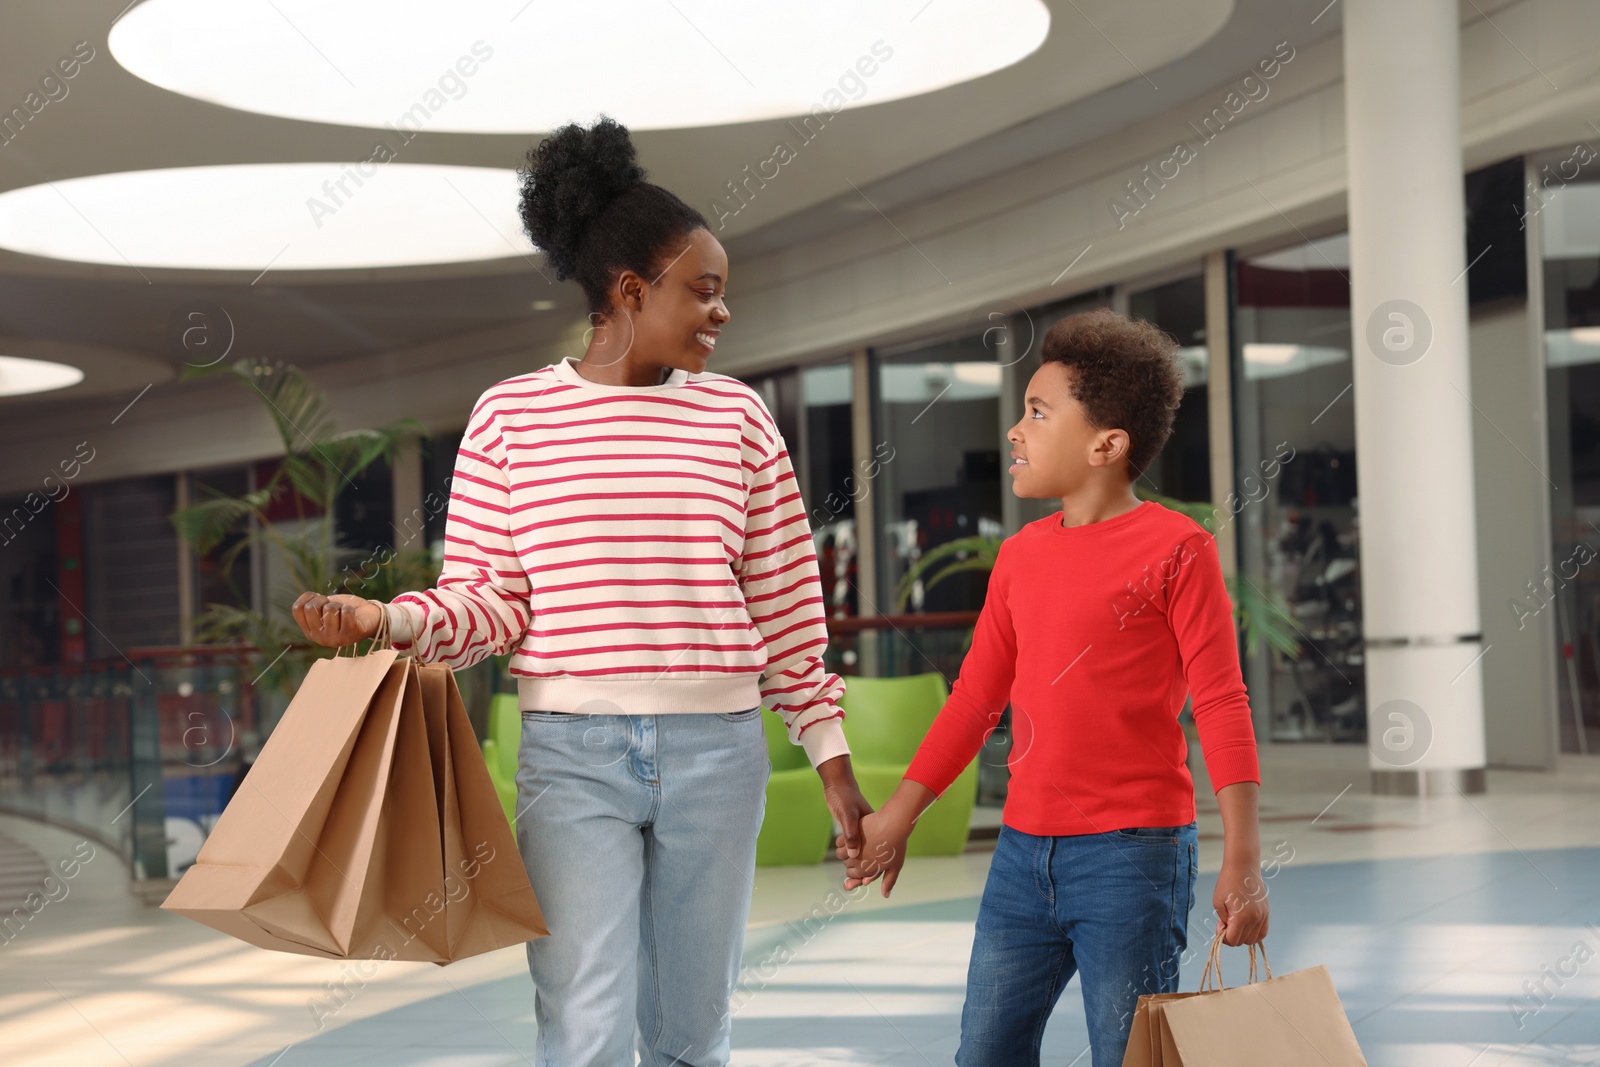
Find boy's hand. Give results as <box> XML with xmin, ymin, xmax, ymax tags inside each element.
<box><xmin>816</xmin><ymin>756</ymin><xmax>874</xmax><ymax>860</ymax></box>
<box><xmin>1213</xmin><ymin>859</ymin><xmax>1269</xmax><ymax>946</ymax></box>
<box><xmin>838</xmin><ymin>808</ymin><xmax>913</xmax><ymax>897</ymax></box>
<box><xmin>1214</xmin><ymin>781</ymin><xmax>1267</xmax><ymax>946</ymax></box>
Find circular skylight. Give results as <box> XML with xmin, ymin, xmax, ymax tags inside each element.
<box><xmin>0</xmin><ymin>164</ymin><xmax>527</xmax><ymax>270</ymax></box>
<box><xmin>0</xmin><ymin>356</ymin><xmax>84</xmax><ymax>397</ymax></box>
<box><xmin>108</xmin><ymin>0</ymin><xmax>1050</xmax><ymax>132</ymax></box>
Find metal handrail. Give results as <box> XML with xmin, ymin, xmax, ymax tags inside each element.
<box><xmin>825</xmin><ymin>611</ymin><xmax>979</xmax><ymax>636</ymax></box>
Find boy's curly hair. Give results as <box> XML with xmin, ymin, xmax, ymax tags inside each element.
<box><xmin>1038</xmin><ymin>307</ymin><xmax>1185</xmax><ymax>479</ymax></box>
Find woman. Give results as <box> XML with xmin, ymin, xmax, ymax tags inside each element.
<box><xmin>291</xmin><ymin>116</ymin><xmax>872</xmax><ymax>1066</ymax></box>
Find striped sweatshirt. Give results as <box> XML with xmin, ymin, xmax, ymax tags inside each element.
<box><xmin>383</xmin><ymin>355</ymin><xmax>849</xmax><ymax>768</ymax></box>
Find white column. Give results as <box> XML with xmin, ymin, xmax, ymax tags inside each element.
<box><xmin>1343</xmin><ymin>0</ymin><xmax>1487</xmax><ymax>794</ymax></box>
<box><xmin>1203</xmin><ymin>251</ymin><xmax>1236</xmax><ymax>581</ymax></box>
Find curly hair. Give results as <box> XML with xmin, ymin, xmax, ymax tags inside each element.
<box><xmin>517</xmin><ymin>115</ymin><xmax>709</xmax><ymax>314</ymax></box>
<box><xmin>1038</xmin><ymin>307</ymin><xmax>1185</xmax><ymax>479</ymax></box>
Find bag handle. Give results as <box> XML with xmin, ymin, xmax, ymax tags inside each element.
<box><xmin>334</xmin><ymin>599</ymin><xmax>395</xmax><ymax>658</ymax></box>
<box><xmin>1197</xmin><ymin>932</ymin><xmax>1274</xmax><ymax>992</ymax></box>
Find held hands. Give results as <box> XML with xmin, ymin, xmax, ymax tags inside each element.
<box><xmin>815</xmin><ymin>755</ymin><xmax>875</xmax><ymax>869</ymax></box>
<box><xmin>291</xmin><ymin>593</ymin><xmax>382</xmax><ymax>648</ymax></box>
<box><xmin>1213</xmin><ymin>859</ymin><xmax>1270</xmax><ymax>946</ymax></box>
<box><xmin>837</xmin><ymin>808</ymin><xmax>912</xmax><ymax>897</ymax></box>
<box><xmin>837</xmin><ymin>780</ymin><xmax>933</xmax><ymax>897</ymax></box>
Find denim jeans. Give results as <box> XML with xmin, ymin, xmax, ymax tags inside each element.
<box><xmin>514</xmin><ymin>707</ymin><xmax>771</xmax><ymax>1067</ymax></box>
<box><xmin>956</xmin><ymin>821</ymin><xmax>1200</xmax><ymax>1067</ymax></box>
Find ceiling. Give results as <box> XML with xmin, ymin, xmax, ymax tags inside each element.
<box><xmin>0</xmin><ymin>0</ymin><xmax>1343</xmax><ymax>411</ymax></box>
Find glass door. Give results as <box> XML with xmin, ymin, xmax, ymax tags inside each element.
<box><xmin>1232</xmin><ymin>234</ymin><xmax>1366</xmax><ymax>745</ymax></box>
<box><xmin>1537</xmin><ymin>145</ymin><xmax>1600</xmax><ymax>753</ymax></box>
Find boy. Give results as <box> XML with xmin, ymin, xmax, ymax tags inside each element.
<box><xmin>840</xmin><ymin>308</ymin><xmax>1268</xmax><ymax>1067</ymax></box>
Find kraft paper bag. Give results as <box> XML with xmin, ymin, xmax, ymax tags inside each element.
<box><xmin>1123</xmin><ymin>936</ymin><xmax>1367</xmax><ymax>1066</ymax></box>
<box><xmin>1122</xmin><ymin>988</ymin><xmax>1207</xmax><ymax>1067</ymax></box>
<box><xmin>161</xmin><ymin>641</ymin><xmax>547</xmax><ymax>964</ymax></box>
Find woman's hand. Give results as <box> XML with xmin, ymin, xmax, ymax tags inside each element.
<box><xmin>291</xmin><ymin>593</ymin><xmax>381</xmax><ymax>648</ymax></box>
<box><xmin>815</xmin><ymin>755</ymin><xmax>874</xmax><ymax>862</ymax></box>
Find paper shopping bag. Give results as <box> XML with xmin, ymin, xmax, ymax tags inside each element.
<box><xmin>1121</xmin><ymin>988</ymin><xmax>1207</xmax><ymax>1066</ymax></box>
<box><xmin>1122</xmin><ymin>933</ymin><xmax>1240</xmax><ymax>1066</ymax></box>
<box><xmin>412</xmin><ymin>659</ymin><xmax>551</xmax><ymax>959</ymax></box>
<box><xmin>161</xmin><ymin>645</ymin><xmax>547</xmax><ymax>964</ymax></box>
<box><xmin>1124</xmin><ymin>936</ymin><xmax>1367</xmax><ymax>1066</ymax></box>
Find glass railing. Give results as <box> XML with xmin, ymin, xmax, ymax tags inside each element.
<box><xmin>0</xmin><ymin>644</ymin><xmax>503</xmax><ymax>897</ymax></box>
<box><xmin>0</xmin><ymin>645</ymin><xmax>258</xmax><ymax>895</ymax></box>
<box><xmin>1</xmin><ymin>624</ymin><xmax>955</xmax><ymax>890</ymax></box>
<box><xmin>0</xmin><ymin>660</ymin><xmax>138</xmax><ymax>853</ymax></box>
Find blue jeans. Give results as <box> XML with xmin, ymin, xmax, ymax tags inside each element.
<box><xmin>957</xmin><ymin>821</ymin><xmax>1200</xmax><ymax>1067</ymax></box>
<box><xmin>514</xmin><ymin>707</ymin><xmax>770</xmax><ymax>1067</ymax></box>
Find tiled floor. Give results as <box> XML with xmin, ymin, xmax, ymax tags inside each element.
<box><xmin>6</xmin><ymin>743</ymin><xmax>1600</xmax><ymax>1066</ymax></box>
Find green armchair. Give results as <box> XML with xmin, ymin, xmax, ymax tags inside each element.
<box><xmin>840</xmin><ymin>673</ymin><xmax>978</xmax><ymax>856</ymax></box>
<box><xmin>755</xmin><ymin>709</ymin><xmax>836</xmax><ymax>866</ymax></box>
<box><xmin>481</xmin><ymin>693</ymin><xmax>520</xmax><ymax>827</ymax></box>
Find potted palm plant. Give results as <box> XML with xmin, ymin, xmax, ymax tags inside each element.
<box><xmin>169</xmin><ymin>357</ymin><xmax>438</xmax><ymax>705</ymax></box>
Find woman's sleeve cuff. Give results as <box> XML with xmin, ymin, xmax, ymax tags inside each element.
<box><xmin>383</xmin><ymin>601</ymin><xmax>420</xmax><ymax>645</ymax></box>
<box><xmin>798</xmin><ymin>716</ymin><xmax>850</xmax><ymax>770</ymax></box>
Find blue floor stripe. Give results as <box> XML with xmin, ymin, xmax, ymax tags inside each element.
<box><xmin>248</xmin><ymin>848</ymin><xmax>1600</xmax><ymax>1066</ymax></box>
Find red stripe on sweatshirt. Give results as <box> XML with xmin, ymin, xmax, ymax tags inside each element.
<box><xmin>396</xmin><ymin>368</ymin><xmax>846</xmax><ymax>742</ymax></box>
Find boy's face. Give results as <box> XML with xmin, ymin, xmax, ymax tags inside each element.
<box><xmin>1006</xmin><ymin>362</ymin><xmax>1132</xmax><ymax>498</ymax></box>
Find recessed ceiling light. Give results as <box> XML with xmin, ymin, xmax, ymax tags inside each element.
<box><xmin>1241</xmin><ymin>343</ymin><xmax>1348</xmax><ymax>381</ymax></box>
<box><xmin>108</xmin><ymin>0</ymin><xmax>1050</xmax><ymax>132</ymax></box>
<box><xmin>0</xmin><ymin>356</ymin><xmax>84</xmax><ymax>397</ymax></box>
<box><xmin>0</xmin><ymin>164</ymin><xmax>528</xmax><ymax>271</ymax></box>
<box><xmin>952</xmin><ymin>362</ymin><xmax>1001</xmax><ymax>386</ymax></box>
<box><xmin>530</xmin><ymin>300</ymin><xmax>557</xmax><ymax>311</ymax></box>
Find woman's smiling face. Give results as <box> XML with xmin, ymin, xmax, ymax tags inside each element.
<box><xmin>614</xmin><ymin>227</ymin><xmax>731</xmax><ymax>376</ymax></box>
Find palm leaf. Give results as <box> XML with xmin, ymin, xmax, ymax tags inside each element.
<box><xmin>239</xmin><ymin>360</ymin><xmax>338</xmax><ymax>451</ymax></box>
<box><xmin>1136</xmin><ymin>487</ymin><xmax>1216</xmax><ymax>528</ymax></box>
<box><xmin>170</xmin><ymin>358</ymin><xmax>433</xmax><ymax>698</ymax></box>
<box><xmin>169</xmin><ymin>492</ymin><xmax>259</xmax><ymax>556</ymax></box>
<box><xmin>893</xmin><ymin>534</ymin><xmax>1003</xmax><ymax>613</ymax></box>
<box><xmin>336</xmin><ymin>548</ymin><xmax>442</xmax><ymax>602</ymax></box>
<box><xmin>1227</xmin><ymin>574</ymin><xmax>1302</xmax><ymax>660</ymax></box>
<box><xmin>908</xmin><ymin>556</ymin><xmax>998</xmax><ymax>608</ymax></box>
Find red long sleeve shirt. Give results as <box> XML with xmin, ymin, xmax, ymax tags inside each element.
<box><xmin>904</xmin><ymin>500</ymin><xmax>1260</xmax><ymax>836</ymax></box>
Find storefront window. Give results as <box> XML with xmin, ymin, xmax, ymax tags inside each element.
<box><xmin>1233</xmin><ymin>235</ymin><xmax>1366</xmax><ymax>744</ymax></box>
<box><xmin>738</xmin><ymin>363</ymin><xmax>858</xmax><ymax>618</ymax></box>
<box><xmin>189</xmin><ymin>466</ymin><xmax>253</xmax><ymax>619</ymax></box>
<box><xmin>0</xmin><ymin>491</ymin><xmax>60</xmax><ymax>668</ymax></box>
<box><xmin>1128</xmin><ymin>274</ymin><xmax>1210</xmax><ymax>503</ymax></box>
<box><xmin>1537</xmin><ymin>143</ymin><xmax>1600</xmax><ymax>753</ymax></box>
<box><xmin>82</xmin><ymin>475</ymin><xmax>182</xmax><ymax>656</ymax></box>
<box><xmin>872</xmin><ymin>335</ymin><xmax>1005</xmax><ymax>617</ymax></box>
<box><xmin>423</xmin><ymin>430</ymin><xmax>464</xmax><ymax>565</ymax></box>
<box><xmin>797</xmin><ymin>364</ymin><xmax>858</xmax><ymax>617</ymax></box>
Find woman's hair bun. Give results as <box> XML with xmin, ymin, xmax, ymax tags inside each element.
<box><xmin>518</xmin><ymin>115</ymin><xmax>647</xmax><ymax>282</ymax></box>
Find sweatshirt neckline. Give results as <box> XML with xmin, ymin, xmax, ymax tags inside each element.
<box><xmin>554</xmin><ymin>356</ymin><xmax>689</xmax><ymax>393</ymax></box>
<box><xmin>1049</xmin><ymin>499</ymin><xmax>1153</xmax><ymax>537</ymax></box>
